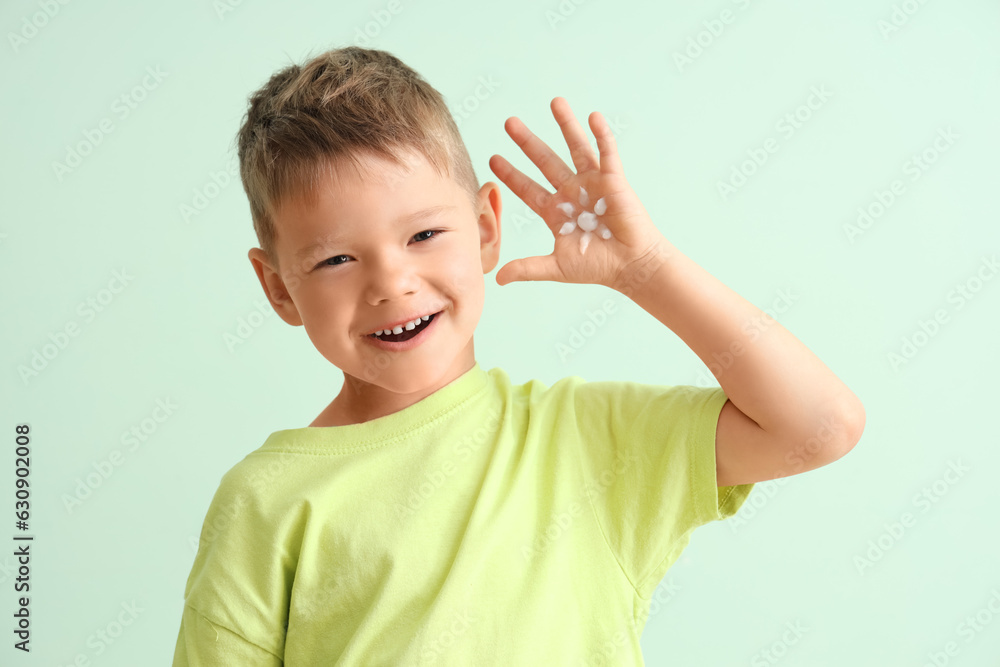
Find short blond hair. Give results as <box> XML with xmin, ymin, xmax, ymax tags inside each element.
<box><xmin>235</xmin><ymin>46</ymin><xmax>480</xmax><ymax>270</ymax></box>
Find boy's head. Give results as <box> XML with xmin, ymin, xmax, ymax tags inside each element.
<box><xmin>238</xmin><ymin>46</ymin><xmax>502</xmax><ymax>402</ymax></box>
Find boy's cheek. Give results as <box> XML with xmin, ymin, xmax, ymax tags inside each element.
<box><xmin>443</xmin><ymin>264</ymin><xmax>482</xmax><ymax>302</ymax></box>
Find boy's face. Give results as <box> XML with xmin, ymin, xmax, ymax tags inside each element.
<box><xmin>248</xmin><ymin>149</ymin><xmax>502</xmax><ymax>406</ymax></box>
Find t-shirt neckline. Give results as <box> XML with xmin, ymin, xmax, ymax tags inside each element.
<box><xmin>260</xmin><ymin>362</ymin><xmax>490</xmax><ymax>453</ymax></box>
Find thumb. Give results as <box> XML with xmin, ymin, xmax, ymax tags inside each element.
<box><xmin>496</xmin><ymin>255</ymin><xmax>561</xmax><ymax>286</ymax></box>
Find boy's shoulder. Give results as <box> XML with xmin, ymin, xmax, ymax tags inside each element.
<box><xmin>203</xmin><ymin>445</ymin><xmax>308</xmax><ymax>520</ymax></box>
<box><xmin>504</xmin><ymin>367</ymin><xmax>718</xmax><ymax>409</ymax></box>
<box><xmin>483</xmin><ymin>365</ymin><xmax>719</xmax><ymax>413</ymax></box>
<box><xmin>489</xmin><ymin>367</ymin><xmax>725</xmax><ymax>442</ymax></box>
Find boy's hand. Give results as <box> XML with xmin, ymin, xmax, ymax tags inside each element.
<box><xmin>488</xmin><ymin>97</ymin><xmax>666</xmax><ymax>290</ymax></box>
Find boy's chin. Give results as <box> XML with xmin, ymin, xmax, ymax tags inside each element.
<box><xmin>338</xmin><ymin>363</ymin><xmax>445</xmax><ymax>392</ymax></box>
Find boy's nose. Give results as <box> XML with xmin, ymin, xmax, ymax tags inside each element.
<box><xmin>363</xmin><ymin>258</ymin><xmax>421</xmax><ymax>302</ymax></box>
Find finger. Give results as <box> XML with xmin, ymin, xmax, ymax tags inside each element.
<box><xmin>589</xmin><ymin>111</ymin><xmax>624</xmax><ymax>176</ymax></box>
<box><xmin>551</xmin><ymin>97</ymin><xmax>600</xmax><ymax>174</ymax></box>
<box><xmin>488</xmin><ymin>154</ymin><xmax>556</xmax><ymax>226</ymax></box>
<box><xmin>496</xmin><ymin>254</ymin><xmax>563</xmax><ymax>286</ymax></box>
<box><xmin>503</xmin><ymin>116</ymin><xmax>576</xmax><ymax>193</ymax></box>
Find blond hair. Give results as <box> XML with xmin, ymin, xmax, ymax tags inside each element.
<box><xmin>235</xmin><ymin>46</ymin><xmax>480</xmax><ymax>270</ymax></box>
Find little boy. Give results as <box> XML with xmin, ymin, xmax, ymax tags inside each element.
<box><xmin>173</xmin><ymin>46</ymin><xmax>865</xmax><ymax>665</ymax></box>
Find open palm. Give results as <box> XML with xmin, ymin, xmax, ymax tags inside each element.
<box><xmin>488</xmin><ymin>97</ymin><xmax>665</xmax><ymax>290</ymax></box>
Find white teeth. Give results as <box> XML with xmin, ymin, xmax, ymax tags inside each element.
<box><xmin>375</xmin><ymin>314</ymin><xmax>432</xmax><ymax>337</ymax></box>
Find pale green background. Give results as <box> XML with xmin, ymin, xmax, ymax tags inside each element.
<box><xmin>2</xmin><ymin>0</ymin><xmax>999</xmax><ymax>664</ymax></box>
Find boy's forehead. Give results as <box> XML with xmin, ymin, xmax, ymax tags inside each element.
<box><xmin>332</xmin><ymin>147</ymin><xmax>425</xmax><ymax>187</ymax></box>
<box><xmin>300</xmin><ymin>151</ymin><xmax>441</xmax><ymax>210</ymax></box>
<box><xmin>275</xmin><ymin>151</ymin><xmax>468</xmax><ymax>262</ymax></box>
<box><xmin>279</xmin><ymin>155</ymin><xmax>415</xmax><ymax>218</ymax></box>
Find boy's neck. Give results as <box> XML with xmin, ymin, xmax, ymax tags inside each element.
<box><xmin>309</xmin><ymin>353</ymin><xmax>477</xmax><ymax>428</ymax></box>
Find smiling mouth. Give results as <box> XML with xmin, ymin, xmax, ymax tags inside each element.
<box><xmin>368</xmin><ymin>312</ymin><xmax>439</xmax><ymax>342</ymax></box>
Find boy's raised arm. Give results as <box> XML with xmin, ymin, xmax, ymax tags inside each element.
<box><xmin>613</xmin><ymin>238</ymin><xmax>865</xmax><ymax>486</ymax></box>
<box><xmin>488</xmin><ymin>96</ymin><xmax>865</xmax><ymax>487</ymax></box>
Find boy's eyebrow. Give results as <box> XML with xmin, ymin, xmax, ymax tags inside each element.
<box><xmin>294</xmin><ymin>204</ymin><xmax>456</xmax><ymax>261</ymax></box>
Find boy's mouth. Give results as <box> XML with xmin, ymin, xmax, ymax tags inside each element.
<box><xmin>368</xmin><ymin>311</ymin><xmax>439</xmax><ymax>342</ymax></box>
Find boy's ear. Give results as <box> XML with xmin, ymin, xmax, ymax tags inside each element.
<box><xmin>477</xmin><ymin>181</ymin><xmax>502</xmax><ymax>275</ymax></box>
<box><xmin>247</xmin><ymin>247</ymin><xmax>304</xmax><ymax>326</ymax></box>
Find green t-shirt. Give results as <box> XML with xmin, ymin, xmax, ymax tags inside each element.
<box><xmin>173</xmin><ymin>362</ymin><xmax>754</xmax><ymax>666</ymax></box>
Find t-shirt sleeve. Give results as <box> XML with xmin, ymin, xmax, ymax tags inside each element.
<box><xmin>173</xmin><ymin>604</ymin><xmax>284</xmax><ymax>667</ymax></box>
<box><xmin>172</xmin><ymin>458</ymin><xmax>297</xmax><ymax>665</ymax></box>
<box><xmin>570</xmin><ymin>380</ymin><xmax>755</xmax><ymax>598</ymax></box>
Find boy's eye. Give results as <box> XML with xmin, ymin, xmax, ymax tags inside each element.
<box><xmin>322</xmin><ymin>255</ymin><xmax>350</xmax><ymax>268</ymax></box>
<box><xmin>316</xmin><ymin>229</ymin><xmax>443</xmax><ymax>269</ymax></box>
<box><xmin>412</xmin><ymin>229</ymin><xmax>439</xmax><ymax>243</ymax></box>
